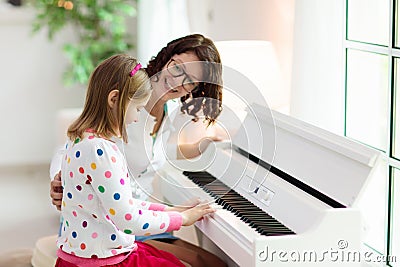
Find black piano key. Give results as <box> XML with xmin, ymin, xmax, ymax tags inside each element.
<box><xmin>182</xmin><ymin>171</ymin><xmax>295</xmax><ymax>237</ymax></box>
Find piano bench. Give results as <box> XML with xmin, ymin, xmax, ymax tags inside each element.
<box><xmin>31</xmin><ymin>235</ymin><xmax>57</xmax><ymax>267</ymax></box>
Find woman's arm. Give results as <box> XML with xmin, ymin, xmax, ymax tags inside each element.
<box><xmin>49</xmin><ymin>144</ymin><xmax>67</xmax><ymax>210</ymax></box>
<box><xmin>50</xmin><ymin>171</ymin><xmax>63</xmax><ymax>210</ymax></box>
<box><xmin>177</xmin><ymin>136</ymin><xmax>221</xmax><ymax>159</ymax></box>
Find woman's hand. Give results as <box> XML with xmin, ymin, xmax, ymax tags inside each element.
<box><xmin>50</xmin><ymin>171</ymin><xmax>63</xmax><ymax>211</ymax></box>
<box><xmin>181</xmin><ymin>203</ymin><xmax>216</xmax><ymax>226</ymax></box>
<box><xmin>178</xmin><ymin>136</ymin><xmax>223</xmax><ymax>159</ymax></box>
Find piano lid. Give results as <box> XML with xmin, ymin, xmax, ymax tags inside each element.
<box><xmin>232</xmin><ymin>103</ymin><xmax>381</xmax><ymax>208</ymax></box>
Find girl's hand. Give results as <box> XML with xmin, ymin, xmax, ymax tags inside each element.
<box><xmin>50</xmin><ymin>171</ymin><xmax>64</xmax><ymax>211</ymax></box>
<box><xmin>165</xmin><ymin>197</ymin><xmax>202</xmax><ymax>212</ymax></box>
<box><xmin>181</xmin><ymin>203</ymin><xmax>216</xmax><ymax>226</ymax></box>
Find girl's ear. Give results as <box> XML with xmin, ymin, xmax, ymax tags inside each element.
<box><xmin>108</xmin><ymin>89</ymin><xmax>120</xmax><ymax>108</ymax></box>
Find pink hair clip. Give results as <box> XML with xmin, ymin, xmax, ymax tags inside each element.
<box><xmin>129</xmin><ymin>63</ymin><xmax>142</xmax><ymax>77</ymax></box>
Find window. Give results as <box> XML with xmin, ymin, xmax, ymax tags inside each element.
<box><xmin>346</xmin><ymin>0</ymin><xmax>399</xmax><ymax>265</ymax></box>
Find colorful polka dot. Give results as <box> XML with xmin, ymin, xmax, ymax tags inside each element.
<box><xmin>92</xmin><ymin>214</ymin><xmax>97</xmax><ymax>219</ymax></box>
<box><xmin>111</xmin><ymin>249</ymin><xmax>117</xmax><ymax>255</ymax></box>
<box><xmin>72</xmin><ymin>211</ymin><xmax>77</xmax><ymax>217</ymax></box>
<box><xmin>138</xmin><ymin>210</ymin><xmax>142</xmax><ymax>215</ymax></box>
<box><xmin>120</xmin><ymin>179</ymin><xmax>125</xmax><ymax>185</ymax></box>
<box><xmin>113</xmin><ymin>193</ymin><xmax>120</xmax><ymax>200</ymax></box>
<box><xmin>111</xmin><ymin>156</ymin><xmax>116</xmax><ymax>163</ymax></box>
<box><xmin>76</xmin><ymin>185</ymin><xmax>82</xmax><ymax>191</ymax></box>
<box><xmin>91</xmin><ymin>232</ymin><xmax>98</xmax><ymax>239</ymax></box>
<box><xmin>82</xmin><ymin>221</ymin><xmax>88</xmax><ymax>228</ymax></box>
<box><xmin>124</xmin><ymin>229</ymin><xmax>132</xmax><ymax>234</ymax></box>
<box><xmin>67</xmin><ymin>192</ymin><xmax>72</xmax><ymax>199</ymax></box>
<box><xmin>74</xmin><ymin>138</ymin><xmax>80</xmax><ymax>144</ymax></box>
<box><xmin>80</xmin><ymin>243</ymin><xmax>86</xmax><ymax>250</ymax></box>
<box><xmin>144</xmin><ymin>232</ymin><xmax>151</xmax><ymax>236</ymax></box>
<box><xmin>91</xmin><ymin>254</ymin><xmax>98</xmax><ymax>259</ymax></box>
<box><xmin>160</xmin><ymin>223</ymin><xmax>165</xmax><ymax>229</ymax></box>
<box><xmin>97</xmin><ymin>149</ymin><xmax>103</xmax><ymax>156</ymax></box>
<box><xmin>72</xmin><ymin>231</ymin><xmax>77</xmax><ymax>238</ymax></box>
<box><xmin>104</xmin><ymin>171</ymin><xmax>112</xmax><ymax>178</ymax></box>
<box><xmin>69</xmin><ymin>172</ymin><xmax>74</xmax><ymax>178</ymax></box>
<box><xmin>98</xmin><ymin>186</ymin><xmax>105</xmax><ymax>193</ymax></box>
<box><xmin>91</xmin><ymin>163</ymin><xmax>97</xmax><ymax>170</ymax></box>
<box><xmin>111</xmin><ymin>234</ymin><xmax>116</xmax><ymax>241</ymax></box>
<box><xmin>62</xmin><ymin>201</ymin><xmax>66</xmax><ymax>207</ymax></box>
<box><xmin>109</xmin><ymin>208</ymin><xmax>115</xmax><ymax>215</ymax></box>
<box><xmin>75</xmin><ymin>151</ymin><xmax>81</xmax><ymax>158</ymax></box>
<box><xmin>86</xmin><ymin>175</ymin><xmax>92</xmax><ymax>185</ymax></box>
<box><xmin>88</xmin><ymin>135</ymin><xmax>94</xmax><ymax>140</ymax></box>
<box><xmin>125</xmin><ymin>214</ymin><xmax>132</xmax><ymax>221</ymax></box>
<box><xmin>142</xmin><ymin>223</ymin><xmax>149</xmax><ymax>230</ymax></box>
<box><xmin>79</xmin><ymin>167</ymin><xmax>84</xmax><ymax>174</ymax></box>
<box><xmin>88</xmin><ymin>194</ymin><xmax>93</xmax><ymax>200</ymax></box>
<box><xmin>67</xmin><ymin>158</ymin><xmax>71</xmax><ymax>164</ymax></box>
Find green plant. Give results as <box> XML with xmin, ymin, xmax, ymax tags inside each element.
<box><xmin>31</xmin><ymin>0</ymin><xmax>137</xmax><ymax>86</ymax></box>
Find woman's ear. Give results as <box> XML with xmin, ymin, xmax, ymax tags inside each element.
<box><xmin>108</xmin><ymin>89</ymin><xmax>120</xmax><ymax>108</ymax></box>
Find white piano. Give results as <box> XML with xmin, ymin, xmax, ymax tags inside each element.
<box><xmin>156</xmin><ymin>103</ymin><xmax>380</xmax><ymax>266</ymax></box>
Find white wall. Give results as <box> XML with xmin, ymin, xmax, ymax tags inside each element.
<box><xmin>0</xmin><ymin>0</ymin><xmax>344</xmax><ymax>166</ymax></box>
<box><xmin>186</xmin><ymin>0</ymin><xmax>345</xmax><ymax>135</ymax></box>
<box><xmin>0</xmin><ymin>6</ymin><xmax>86</xmax><ymax>166</ymax></box>
<box><xmin>187</xmin><ymin>0</ymin><xmax>295</xmax><ymax>112</ymax></box>
<box><xmin>290</xmin><ymin>0</ymin><xmax>345</xmax><ymax>135</ymax></box>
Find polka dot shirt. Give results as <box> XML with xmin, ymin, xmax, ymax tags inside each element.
<box><xmin>57</xmin><ymin>135</ymin><xmax>182</xmax><ymax>259</ymax></box>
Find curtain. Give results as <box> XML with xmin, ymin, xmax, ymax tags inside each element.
<box><xmin>137</xmin><ymin>0</ymin><xmax>190</xmax><ymax>65</ymax></box>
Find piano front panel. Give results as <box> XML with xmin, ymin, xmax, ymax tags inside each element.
<box><xmin>156</xmin><ymin>105</ymin><xmax>380</xmax><ymax>266</ymax></box>
<box><xmin>206</xmin><ymin>147</ymin><xmax>331</xmax><ymax>234</ymax></box>
<box><xmin>157</xmin><ymin>159</ymin><xmax>364</xmax><ymax>266</ymax></box>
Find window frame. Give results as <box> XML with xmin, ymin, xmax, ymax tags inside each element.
<box><xmin>344</xmin><ymin>0</ymin><xmax>397</xmax><ymax>265</ymax></box>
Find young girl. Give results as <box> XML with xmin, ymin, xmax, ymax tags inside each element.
<box><xmin>55</xmin><ymin>54</ymin><xmax>215</xmax><ymax>267</ymax></box>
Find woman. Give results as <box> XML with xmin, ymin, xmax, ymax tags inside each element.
<box><xmin>50</xmin><ymin>34</ymin><xmax>226</xmax><ymax>266</ymax></box>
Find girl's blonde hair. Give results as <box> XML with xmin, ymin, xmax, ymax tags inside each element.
<box><xmin>68</xmin><ymin>54</ymin><xmax>151</xmax><ymax>143</ymax></box>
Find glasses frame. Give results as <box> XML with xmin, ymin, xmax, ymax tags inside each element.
<box><xmin>166</xmin><ymin>59</ymin><xmax>200</xmax><ymax>93</ymax></box>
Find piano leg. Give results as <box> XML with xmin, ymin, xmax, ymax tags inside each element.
<box><xmin>194</xmin><ymin>227</ymin><xmax>240</xmax><ymax>267</ymax></box>
<box><xmin>173</xmin><ymin>225</ymin><xmax>200</xmax><ymax>246</ymax></box>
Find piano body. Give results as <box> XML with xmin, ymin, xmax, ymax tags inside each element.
<box><xmin>156</xmin><ymin>103</ymin><xmax>380</xmax><ymax>266</ymax></box>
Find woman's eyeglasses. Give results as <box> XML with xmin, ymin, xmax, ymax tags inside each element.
<box><xmin>166</xmin><ymin>59</ymin><xmax>200</xmax><ymax>92</ymax></box>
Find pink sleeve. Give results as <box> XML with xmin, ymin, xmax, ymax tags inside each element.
<box><xmin>148</xmin><ymin>203</ymin><xmax>167</xmax><ymax>211</ymax></box>
<box><xmin>166</xmin><ymin>212</ymin><xmax>183</xmax><ymax>232</ymax></box>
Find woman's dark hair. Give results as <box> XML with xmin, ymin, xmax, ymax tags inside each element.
<box><xmin>145</xmin><ymin>34</ymin><xmax>222</xmax><ymax>126</ymax></box>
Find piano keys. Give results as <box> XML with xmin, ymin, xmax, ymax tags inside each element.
<box><xmin>156</xmin><ymin>103</ymin><xmax>381</xmax><ymax>266</ymax></box>
<box><xmin>182</xmin><ymin>170</ymin><xmax>295</xmax><ymax>237</ymax></box>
